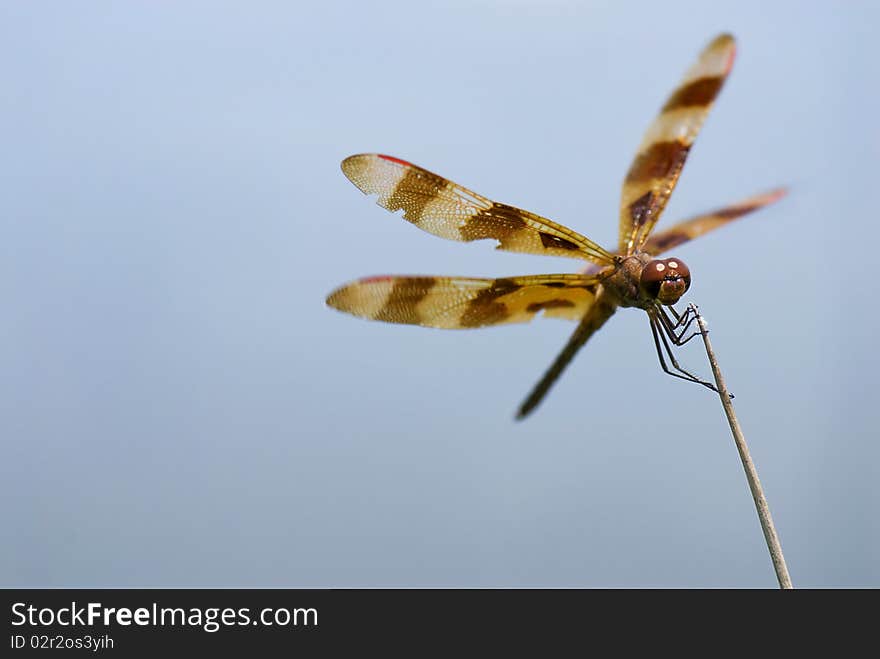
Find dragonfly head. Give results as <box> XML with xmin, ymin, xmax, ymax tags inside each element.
<box><xmin>640</xmin><ymin>257</ymin><xmax>691</xmax><ymax>305</ymax></box>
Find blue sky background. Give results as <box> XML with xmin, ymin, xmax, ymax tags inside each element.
<box><xmin>2</xmin><ymin>1</ymin><xmax>877</xmax><ymax>587</ymax></box>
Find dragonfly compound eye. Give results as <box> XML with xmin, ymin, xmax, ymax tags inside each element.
<box><xmin>641</xmin><ymin>258</ymin><xmax>691</xmax><ymax>305</ymax></box>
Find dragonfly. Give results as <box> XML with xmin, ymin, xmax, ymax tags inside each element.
<box><xmin>326</xmin><ymin>33</ymin><xmax>784</xmax><ymax>419</ymax></box>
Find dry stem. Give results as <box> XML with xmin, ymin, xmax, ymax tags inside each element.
<box><xmin>692</xmin><ymin>305</ymin><xmax>793</xmax><ymax>589</ymax></box>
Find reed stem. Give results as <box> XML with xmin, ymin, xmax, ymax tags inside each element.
<box><xmin>692</xmin><ymin>305</ymin><xmax>793</xmax><ymax>589</ymax></box>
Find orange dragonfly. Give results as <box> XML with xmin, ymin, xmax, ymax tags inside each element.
<box><xmin>326</xmin><ymin>33</ymin><xmax>785</xmax><ymax>419</ymax></box>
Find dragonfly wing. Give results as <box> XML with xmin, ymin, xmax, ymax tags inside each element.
<box><xmin>642</xmin><ymin>188</ymin><xmax>786</xmax><ymax>255</ymax></box>
<box><xmin>619</xmin><ymin>34</ymin><xmax>738</xmax><ymax>255</ymax></box>
<box><xmin>327</xmin><ymin>273</ymin><xmax>605</xmax><ymax>329</ymax></box>
<box><xmin>342</xmin><ymin>154</ymin><xmax>615</xmax><ymax>265</ymax></box>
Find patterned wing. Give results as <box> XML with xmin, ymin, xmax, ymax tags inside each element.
<box><xmin>642</xmin><ymin>188</ymin><xmax>786</xmax><ymax>255</ymax></box>
<box><xmin>342</xmin><ymin>154</ymin><xmax>615</xmax><ymax>265</ymax></box>
<box><xmin>619</xmin><ymin>33</ymin><xmax>738</xmax><ymax>256</ymax></box>
<box><xmin>326</xmin><ymin>274</ymin><xmax>603</xmax><ymax>329</ymax></box>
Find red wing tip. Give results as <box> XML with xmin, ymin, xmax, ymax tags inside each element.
<box><xmin>757</xmin><ymin>187</ymin><xmax>789</xmax><ymax>205</ymax></box>
<box><xmin>724</xmin><ymin>45</ymin><xmax>737</xmax><ymax>75</ymax></box>
<box><xmin>707</xmin><ymin>33</ymin><xmax>736</xmax><ymax>75</ymax></box>
<box><xmin>377</xmin><ymin>154</ymin><xmax>412</xmax><ymax>167</ymax></box>
<box><xmin>326</xmin><ymin>276</ymin><xmax>394</xmax><ymax>306</ymax></box>
<box><xmin>340</xmin><ymin>153</ymin><xmax>411</xmax><ymax>168</ymax></box>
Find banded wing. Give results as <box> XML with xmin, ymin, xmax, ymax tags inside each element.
<box><xmin>642</xmin><ymin>188</ymin><xmax>787</xmax><ymax>255</ymax></box>
<box><xmin>342</xmin><ymin>154</ymin><xmax>615</xmax><ymax>266</ymax></box>
<box><xmin>326</xmin><ymin>273</ymin><xmax>603</xmax><ymax>329</ymax></box>
<box><xmin>619</xmin><ymin>33</ymin><xmax>737</xmax><ymax>256</ymax></box>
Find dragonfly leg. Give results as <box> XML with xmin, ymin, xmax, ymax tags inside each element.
<box><xmin>649</xmin><ymin>313</ymin><xmax>722</xmax><ymax>394</ymax></box>
<box><xmin>668</xmin><ymin>303</ymin><xmax>694</xmax><ymax>327</ymax></box>
<box><xmin>660</xmin><ymin>304</ymin><xmax>703</xmax><ymax>345</ymax></box>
